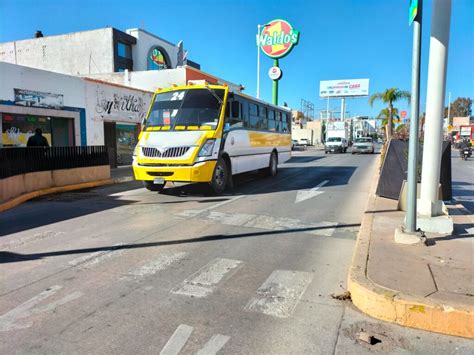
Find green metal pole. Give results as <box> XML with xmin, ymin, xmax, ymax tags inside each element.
<box><xmin>272</xmin><ymin>59</ymin><xmax>279</xmax><ymax>105</ymax></box>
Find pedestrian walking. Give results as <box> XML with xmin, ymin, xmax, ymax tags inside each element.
<box><xmin>27</xmin><ymin>128</ymin><xmax>49</xmax><ymax>147</ymax></box>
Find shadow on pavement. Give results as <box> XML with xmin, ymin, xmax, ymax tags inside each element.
<box><xmin>0</xmin><ymin>188</ymin><xmax>139</xmax><ymax>237</ymax></box>
<box><xmin>160</xmin><ymin>166</ymin><xmax>358</xmax><ymax>197</ymax></box>
<box><xmin>0</xmin><ymin>223</ymin><xmax>361</xmax><ymax>264</ymax></box>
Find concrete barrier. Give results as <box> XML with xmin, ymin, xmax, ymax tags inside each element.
<box><xmin>0</xmin><ymin>165</ymin><xmax>111</xmax><ymax>208</ymax></box>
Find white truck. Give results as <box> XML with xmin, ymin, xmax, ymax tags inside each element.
<box><xmin>325</xmin><ymin>122</ymin><xmax>349</xmax><ymax>154</ymax></box>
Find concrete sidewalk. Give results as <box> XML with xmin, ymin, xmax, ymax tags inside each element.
<box><xmin>111</xmin><ymin>165</ymin><xmax>135</xmax><ymax>183</ymax></box>
<box><xmin>348</xmin><ymin>167</ymin><xmax>474</xmax><ymax>339</ymax></box>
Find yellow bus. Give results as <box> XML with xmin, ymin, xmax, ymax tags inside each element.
<box><xmin>133</xmin><ymin>83</ymin><xmax>292</xmax><ymax>194</ymax></box>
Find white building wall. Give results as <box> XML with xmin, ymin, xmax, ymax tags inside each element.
<box><xmin>85</xmin><ymin>68</ymin><xmax>187</xmax><ymax>92</ymax></box>
<box><xmin>0</xmin><ymin>28</ymin><xmax>114</xmax><ymax>75</ymax></box>
<box><xmin>0</xmin><ymin>62</ymin><xmax>86</xmax><ymax>145</ymax></box>
<box><xmin>84</xmin><ymin>79</ymin><xmax>152</xmax><ymax>145</ymax></box>
<box><xmin>127</xmin><ymin>28</ymin><xmax>180</xmax><ymax>71</ymax></box>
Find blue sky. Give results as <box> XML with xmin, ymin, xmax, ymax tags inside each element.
<box><xmin>1</xmin><ymin>0</ymin><xmax>473</xmax><ymax>119</ymax></box>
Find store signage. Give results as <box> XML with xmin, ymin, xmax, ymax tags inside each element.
<box><xmin>400</xmin><ymin>111</ymin><xmax>407</xmax><ymax>118</ymax></box>
<box><xmin>150</xmin><ymin>48</ymin><xmax>167</xmax><ymax>69</ymax></box>
<box><xmin>258</xmin><ymin>19</ymin><xmax>300</xmax><ymax>59</ymax></box>
<box><xmin>14</xmin><ymin>88</ymin><xmax>64</xmax><ymax>109</ymax></box>
<box><xmin>319</xmin><ymin>79</ymin><xmax>370</xmax><ymax>98</ymax></box>
<box><xmin>268</xmin><ymin>66</ymin><xmax>282</xmax><ymax>80</ymax></box>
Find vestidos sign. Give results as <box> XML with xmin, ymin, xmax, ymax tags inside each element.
<box><xmin>259</xmin><ymin>19</ymin><xmax>299</xmax><ymax>59</ymax></box>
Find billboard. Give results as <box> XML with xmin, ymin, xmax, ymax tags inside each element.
<box><xmin>319</xmin><ymin>79</ymin><xmax>370</xmax><ymax>98</ymax></box>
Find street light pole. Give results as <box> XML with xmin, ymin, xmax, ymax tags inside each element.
<box><xmin>405</xmin><ymin>0</ymin><xmax>422</xmax><ymax>234</ymax></box>
<box><xmin>256</xmin><ymin>24</ymin><xmax>261</xmax><ymax>99</ymax></box>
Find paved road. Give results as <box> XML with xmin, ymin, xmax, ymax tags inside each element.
<box><xmin>451</xmin><ymin>150</ymin><xmax>474</xmax><ymax>213</ymax></box>
<box><xmin>1</xmin><ymin>149</ymin><xmax>473</xmax><ymax>354</ymax></box>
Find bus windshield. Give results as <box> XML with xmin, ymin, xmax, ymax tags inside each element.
<box><xmin>146</xmin><ymin>88</ymin><xmax>225</xmax><ymax>130</ymax></box>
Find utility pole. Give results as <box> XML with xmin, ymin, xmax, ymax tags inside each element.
<box><xmin>418</xmin><ymin>0</ymin><xmax>452</xmax><ymax>218</ymax></box>
<box><xmin>405</xmin><ymin>0</ymin><xmax>423</xmax><ymax>234</ymax></box>
<box><xmin>256</xmin><ymin>24</ymin><xmax>262</xmax><ymax>99</ymax></box>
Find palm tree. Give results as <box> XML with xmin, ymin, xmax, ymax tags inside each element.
<box><xmin>369</xmin><ymin>88</ymin><xmax>410</xmax><ymax>138</ymax></box>
<box><xmin>377</xmin><ymin>107</ymin><xmax>400</xmax><ymax>128</ymax></box>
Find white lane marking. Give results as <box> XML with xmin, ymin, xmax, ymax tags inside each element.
<box><xmin>0</xmin><ymin>285</ymin><xmax>82</xmax><ymax>331</ymax></box>
<box><xmin>295</xmin><ymin>180</ymin><xmax>329</xmax><ymax>203</ymax></box>
<box><xmin>246</xmin><ymin>270</ymin><xmax>313</xmax><ymax>318</ymax></box>
<box><xmin>206</xmin><ymin>211</ymin><xmax>336</xmax><ymax>237</ymax></box>
<box><xmin>159</xmin><ymin>324</ymin><xmax>194</xmax><ymax>355</ymax></box>
<box><xmin>196</xmin><ymin>334</ymin><xmax>231</xmax><ymax>355</ymax></box>
<box><xmin>123</xmin><ymin>252</ymin><xmax>187</xmax><ymax>279</ymax></box>
<box><xmin>172</xmin><ymin>258</ymin><xmax>243</xmax><ymax>298</ymax></box>
<box><xmin>176</xmin><ymin>195</ymin><xmax>247</xmax><ymax>218</ymax></box>
<box><xmin>68</xmin><ymin>244</ymin><xmax>124</xmax><ymax>268</ymax></box>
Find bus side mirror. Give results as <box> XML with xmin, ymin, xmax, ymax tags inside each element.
<box><xmin>231</xmin><ymin>101</ymin><xmax>240</xmax><ymax>118</ymax></box>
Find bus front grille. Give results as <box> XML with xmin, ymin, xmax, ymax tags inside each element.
<box><xmin>142</xmin><ymin>146</ymin><xmax>191</xmax><ymax>158</ymax></box>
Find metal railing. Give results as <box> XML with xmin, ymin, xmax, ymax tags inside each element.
<box><xmin>0</xmin><ymin>146</ymin><xmax>109</xmax><ymax>179</ymax></box>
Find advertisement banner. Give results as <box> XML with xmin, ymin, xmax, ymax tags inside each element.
<box><xmin>319</xmin><ymin>79</ymin><xmax>370</xmax><ymax>98</ymax></box>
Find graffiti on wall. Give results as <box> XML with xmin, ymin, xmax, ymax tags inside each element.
<box><xmin>95</xmin><ymin>90</ymin><xmax>147</xmax><ymax>122</ymax></box>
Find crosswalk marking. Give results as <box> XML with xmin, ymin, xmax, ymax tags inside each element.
<box><xmin>159</xmin><ymin>324</ymin><xmax>194</xmax><ymax>355</ymax></box>
<box><xmin>123</xmin><ymin>252</ymin><xmax>187</xmax><ymax>280</ymax></box>
<box><xmin>0</xmin><ymin>285</ymin><xmax>82</xmax><ymax>332</ymax></box>
<box><xmin>68</xmin><ymin>244</ymin><xmax>124</xmax><ymax>268</ymax></box>
<box><xmin>172</xmin><ymin>258</ymin><xmax>243</xmax><ymax>298</ymax></box>
<box><xmin>196</xmin><ymin>334</ymin><xmax>231</xmax><ymax>355</ymax></box>
<box><xmin>205</xmin><ymin>211</ymin><xmax>337</xmax><ymax>237</ymax></box>
<box><xmin>246</xmin><ymin>270</ymin><xmax>313</xmax><ymax>318</ymax></box>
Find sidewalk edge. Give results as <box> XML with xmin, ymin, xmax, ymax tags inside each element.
<box><xmin>347</xmin><ymin>155</ymin><xmax>474</xmax><ymax>339</ymax></box>
<box><xmin>0</xmin><ymin>179</ymin><xmax>114</xmax><ymax>213</ymax></box>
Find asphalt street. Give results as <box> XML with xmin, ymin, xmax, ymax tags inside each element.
<box><xmin>1</xmin><ymin>148</ymin><xmax>473</xmax><ymax>354</ymax></box>
<box><xmin>451</xmin><ymin>149</ymin><xmax>474</xmax><ymax>213</ymax></box>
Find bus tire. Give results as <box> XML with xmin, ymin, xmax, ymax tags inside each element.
<box><xmin>266</xmin><ymin>151</ymin><xmax>278</xmax><ymax>177</ymax></box>
<box><xmin>144</xmin><ymin>181</ymin><xmax>164</xmax><ymax>192</ymax></box>
<box><xmin>209</xmin><ymin>158</ymin><xmax>228</xmax><ymax>195</ymax></box>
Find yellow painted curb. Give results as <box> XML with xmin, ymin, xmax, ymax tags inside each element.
<box><xmin>347</xmin><ymin>155</ymin><xmax>474</xmax><ymax>339</ymax></box>
<box><xmin>0</xmin><ymin>179</ymin><xmax>114</xmax><ymax>213</ymax></box>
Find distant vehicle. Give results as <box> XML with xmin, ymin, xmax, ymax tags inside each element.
<box><xmin>352</xmin><ymin>137</ymin><xmax>375</xmax><ymax>154</ymax></box>
<box><xmin>325</xmin><ymin>137</ymin><xmax>348</xmax><ymax>154</ymax></box>
<box><xmin>377</xmin><ymin>138</ymin><xmax>384</xmax><ymax>144</ymax></box>
<box><xmin>292</xmin><ymin>139</ymin><xmax>298</xmax><ymax>150</ymax></box>
<box><xmin>299</xmin><ymin>138</ymin><xmax>310</xmax><ymax>146</ymax></box>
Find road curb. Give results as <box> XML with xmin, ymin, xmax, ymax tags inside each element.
<box><xmin>347</xmin><ymin>155</ymin><xmax>474</xmax><ymax>339</ymax></box>
<box><xmin>0</xmin><ymin>179</ymin><xmax>114</xmax><ymax>213</ymax></box>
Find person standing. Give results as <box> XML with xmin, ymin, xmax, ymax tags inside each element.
<box><xmin>27</xmin><ymin>128</ymin><xmax>49</xmax><ymax>147</ymax></box>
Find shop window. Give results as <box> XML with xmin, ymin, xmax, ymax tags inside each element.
<box><xmin>148</xmin><ymin>47</ymin><xmax>169</xmax><ymax>70</ymax></box>
<box><xmin>117</xmin><ymin>42</ymin><xmax>132</xmax><ymax>59</ymax></box>
<box><xmin>1</xmin><ymin>113</ymin><xmax>74</xmax><ymax>147</ymax></box>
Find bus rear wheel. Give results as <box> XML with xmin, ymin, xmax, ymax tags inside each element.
<box><xmin>209</xmin><ymin>158</ymin><xmax>228</xmax><ymax>195</ymax></box>
<box><xmin>143</xmin><ymin>181</ymin><xmax>165</xmax><ymax>192</ymax></box>
<box><xmin>266</xmin><ymin>151</ymin><xmax>278</xmax><ymax>177</ymax></box>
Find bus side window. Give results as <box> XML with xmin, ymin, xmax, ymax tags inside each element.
<box><xmin>225</xmin><ymin>102</ymin><xmax>230</xmax><ymax>118</ymax></box>
<box><xmin>231</xmin><ymin>101</ymin><xmax>240</xmax><ymax>118</ymax></box>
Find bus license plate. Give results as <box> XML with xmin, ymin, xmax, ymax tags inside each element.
<box><xmin>153</xmin><ymin>178</ymin><xmax>165</xmax><ymax>185</ymax></box>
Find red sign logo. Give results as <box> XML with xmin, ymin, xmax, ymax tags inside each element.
<box><xmin>259</xmin><ymin>19</ymin><xmax>299</xmax><ymax>59</ymax></box>
<box><xmin>401</xmin><ymin>111</ymin><xmax>407</xmax><ymax>118</ymax></box>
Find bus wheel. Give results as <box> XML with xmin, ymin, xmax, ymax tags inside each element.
<box><xmin>209</xmin><ymin>158</ymin><xmax>228</xmax><ymax>195</ymax></box>
<box><xmin>143</xmin><ymin>181</ymin><xmax>165</xmax><ymax>192</ymax></box>
<box><xmin>266</xmin><ymin>152</ymin><xmax>278</xmax><ymax>177</ymax></box>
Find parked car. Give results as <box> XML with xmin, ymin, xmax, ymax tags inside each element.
<box><xmin>324</xmin><ymin>137</ymin><xmax>347</xmax><ymax>153</ymax></box>
<box><xmin>352</xmin><ymin>137</ymin><xmax>375</xmax><ymax>154</ymax></box>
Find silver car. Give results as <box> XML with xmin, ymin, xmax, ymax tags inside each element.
<box><xmin>352</xmin><ymin>137</ymin><xmax>375</xmax><ymax>154</ymax></box>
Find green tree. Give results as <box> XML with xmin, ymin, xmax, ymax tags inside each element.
<box><xmin>369</xmin><ymin>88</ymin><xmax>411</xmax><ymax>138</ymax></box>
<box><xmin>444</xmin><ymin>97</ymin><xmax>472</xmax><ymax>124</ymax></box>
<box><xmin>377</xmin><ymin>107</ymin><xmax>400</xmax><ymax>128</ymax></box>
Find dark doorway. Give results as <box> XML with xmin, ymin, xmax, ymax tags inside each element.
<box><xmin>104</xmin><ymin>122</ymin><xmax>117</xmax><ymax>168</ymax></box>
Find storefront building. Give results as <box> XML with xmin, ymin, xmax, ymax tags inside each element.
<box><xmin>0</xmin><ymin>62</ymin><xmax>152</xmax><ymax>167</ymax></box>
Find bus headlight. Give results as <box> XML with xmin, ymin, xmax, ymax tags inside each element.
<box><xmin>198</xmin><ymin>139</ymin><xmax>215</xmax><ymax>157</ymax></box>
